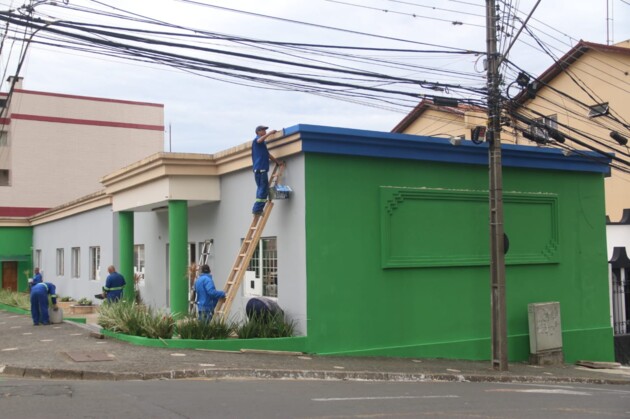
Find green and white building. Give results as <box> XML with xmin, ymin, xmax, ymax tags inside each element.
<box><xmin>0</xmin><ymin>124</ymin><xmax>615</xmax><ymax>362</ymax></box>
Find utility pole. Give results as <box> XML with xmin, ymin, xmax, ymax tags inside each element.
<box><xmin>485</xmin><ymin>0</ymin><xmax>508</xmax><ymax>371</ymax></box>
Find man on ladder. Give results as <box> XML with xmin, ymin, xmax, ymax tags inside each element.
<box><xmin>252</xmin><ymin>125</ymin><xmax>283</xmax><ymax>216</ymax></box>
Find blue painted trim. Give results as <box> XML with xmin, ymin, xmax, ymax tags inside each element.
<box><xmin>283</xmin><ymin>124</ymin><xmax>611</xmax><ymax>175</ymax></box>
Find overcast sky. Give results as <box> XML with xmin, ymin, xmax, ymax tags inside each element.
<box><xmin>1</xmin><ymin>0</ymin><xmax>628</xmax><ymax>153</ymax></box>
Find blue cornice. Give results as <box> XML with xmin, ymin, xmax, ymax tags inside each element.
<box><xmin>284</xmin><ymin>124</ymin><xmax>611</xmax><ymax>175</ymax></box>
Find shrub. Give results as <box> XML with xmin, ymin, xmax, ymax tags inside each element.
<box><xmin>176</xmin><ymin>315</ymin><xmax>235</xmax><ymax>340</ymax></box>
<box><xmin>98</xmin><ymin>300</ymin><xmax>174</xmax><ymax>339</ymax></box>
<box><xmin>236</xmin><ymin>312</ymin><xmax>296</xmax><ymax>339</ymax></box>
<box><xmin>60</xmin><ymin>296</ymin><xmax>74</xmax><ymax>302</ymax></box>
<box><xmin>77</xmin><ymin>297</ymin><xmax>93</xmax><ymax>306</ymax></box>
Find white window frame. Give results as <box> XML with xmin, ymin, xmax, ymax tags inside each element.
<box><xmin>247</xmin><ymin>236</ymin><xmax>278</xmax><ymax>298</ymax></box>
<box><xmin>71</xmin><ymin>247</ymin><xmax>80</xmax><ymax>278</ymax></box>
<box><xmin>56</xmin><ymin>248</ymin><xmax>64</xmax><ymax>276</ymax></box>
<box><xmin>89</xmin><ymin>246</ymin><xmax>100</xmax><ymax>280</ymax></box>
<box><xmin>134</xmin><ymin>244</ymin><xmax>145</xmax><ymax>285</ymax></box>
<box><xmin>34</xmin><ymin>249</ymin><xmax>42</xmax><ymax>271</ymax></box>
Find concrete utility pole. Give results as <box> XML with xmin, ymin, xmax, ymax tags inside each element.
<box><xmin>485</xmin><ymin>0</ymin><xmax>508</xmax><ymax>371</ymax></box>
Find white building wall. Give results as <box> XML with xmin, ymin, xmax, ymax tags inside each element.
<box><xmin>32</xmin><ymin>206</ymin><xmax>115</xmax><ymax>302</ymax></box>
<box><xmin>132</xmin><ymin>155</ymin><xmax>307</xmax><ymax>333</ymax></box>
<box><xmin>607</xmin><ymin>224</ymin><xmax>630</xmax><ymax>258</ymax></box>
<box><xmin>30</xmin><ymin>155</ymin><xmax>308</xmax><ymax>334</ymax></box>
<box><xmin>134</xmin><ymin>209</ymin><xmax>169</xmax><ymax>308</ymax></box>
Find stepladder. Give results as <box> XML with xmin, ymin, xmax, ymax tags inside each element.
<box><xmin>213</xmin><ymin>163</ymin><xmax>286</xmax><ymax>321</ymax></box>
<box><xmin>189</xmin><ymin>239</ymin><xmax>213</xmax><ymax>315</ymax></box>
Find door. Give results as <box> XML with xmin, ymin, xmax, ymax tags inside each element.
<box><xmin>2</xmin><ymin>262</ymin><xmax>18</xmax><ymax>291</ymax></box>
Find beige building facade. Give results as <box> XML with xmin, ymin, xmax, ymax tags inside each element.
<box><xmin>0</xmin><ymin>77</ymin><xmax>164</xmax><ymax>216</ymax></box>
<box><xmin>393</xmin><ymin>41</ymin><xmax>630</xmax><ymax>220</ymax></box>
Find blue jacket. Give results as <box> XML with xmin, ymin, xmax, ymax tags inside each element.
<box><xmin>31</xmin><ymin>282</ymin><xmax>57</xmax><ymax>305</ymax></box>
<box><xmin>252</xmin><ymin>136</ymin><xmax>270</xmax><ymax>172</ymax></box>
<box><xmin>32</xmin><ymin>272</ymin><xmax>42</xmax><ymax>284</ymax></box>
<box><xmin>104</xmin><ymin>271</ymin><xmax>126</xmax><ymax>301</ymax></box>
<box><xmin>195</xmin><ymin>273</ymin><xmax>226</xmax><ymax>311</ymax></box>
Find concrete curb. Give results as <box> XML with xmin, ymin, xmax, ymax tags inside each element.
<box><xmin>2</xmin><ymin>364</ymin><xmax>629</xmax><ymax>385</ymax></box>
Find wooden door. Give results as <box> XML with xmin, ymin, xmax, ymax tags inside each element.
<box><xmin>2</xmin><ymin>262</ymin><xmax>18</xmax><ymax>291</ymax></box>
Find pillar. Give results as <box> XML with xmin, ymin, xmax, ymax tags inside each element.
<box><xmin>169</xmin><ymin>200</ymin><xmax>188</xmax><ymax>317</ymax></box>
<box><xmin>118</xmin><ymin>211</ymin><xmax>135</xmax><ymax>302</ymax></box>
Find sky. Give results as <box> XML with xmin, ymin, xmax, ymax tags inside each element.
<box><xmin>0</xmin><ymin>0</ymin><xmax>628</xmax><ymax>153</ymax></box>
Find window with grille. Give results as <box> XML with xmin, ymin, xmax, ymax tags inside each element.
<box><xmin>247</xmin><ymin>237</ymin><xmax>278</xmax><ymax>298</ymax></box>
<box><xmin>89</xmin><ymin>246</ymin><xmax>100</xmax><ymax>280</ymax></box>
<box><xmin>56</xmin><ymin>248</ymin><xmax>64</xmax><ymax>276</ymax></box>
<box><xmin>134</xmin><ymin>244</ymin><xmax>145</xmax><ymax>284</ymax></box>
<box><xmin>71</xmin><ymin>247</ymin><xmax>80</xmax><ymax>278</ymax></box>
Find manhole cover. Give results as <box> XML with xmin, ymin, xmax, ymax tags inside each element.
<box><xmin>64</xmin><ymin>350</ymin><xmax>114</xmax><ymax>362</ymax></box>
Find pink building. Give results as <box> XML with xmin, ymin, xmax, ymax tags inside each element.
<box><xmin>0</xmin><ymin>77</ymin><xmax>164</xmax><ymax>217</ymax></box>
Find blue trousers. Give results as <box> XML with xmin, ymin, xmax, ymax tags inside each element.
<box><xmin>106</xmin><ymin>291</ymin><xmax>123</xmax><ymax>302</ymax></box>
<box><xmin>30</xmin><ymin>291</ymin><xmax>49</xmax><ymax>325</ymax></box>
<box><xmin>252</xmin><ymin>171</ymin><xmax>269</xmax><ymax>213</ymax></box>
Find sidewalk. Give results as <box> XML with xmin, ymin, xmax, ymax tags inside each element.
<box><xmin>1</xmin><ymin>309</ymin><xmax>629</xmax><ymax>384</ymax></box>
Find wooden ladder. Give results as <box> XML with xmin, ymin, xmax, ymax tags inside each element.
<box><xmin>213</xmin><ymin>163</ymin><xmax>285</xmax><ymax>321</ymax></box>
<box><xmin>189</xmin><ymin>239</ymin><xmax>213</xmax><ymax>315</ymax></box>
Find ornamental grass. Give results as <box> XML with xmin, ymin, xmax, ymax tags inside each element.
<box><xmin>0</xmin><ymin>289</ymin><xmax>30</xmax><ymax>310</ymax></box>
<box><xmin>97</xmin><ymin>300</ymin><xmax>174</xmax><ymax>339</ymax></box>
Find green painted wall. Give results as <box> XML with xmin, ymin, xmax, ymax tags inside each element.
<box><xmin>304</xmin><ymin>153</ymin><xmax>613</xmax><ymax>362</ymax></box>
<box><xmin>0</xmin><ymin>227</ymin><xmax>33</xmax><ymax>292</ymax></box>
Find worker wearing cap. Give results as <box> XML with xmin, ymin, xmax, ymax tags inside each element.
<box><xmin>30</xmin><ymin>281</ymin><xmax>58</xmax><ymax>326</ymax></box>
<box><xmin>252</xmin><ymin>125</ymin><xmax>281</xmax><ymax>216</ymax></box>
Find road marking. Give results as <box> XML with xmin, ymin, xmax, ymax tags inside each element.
<box><xmin>1</xmin><ymin>347</ymin><xmax>19</xmax><ymax>351</ymax></box>
<box><xmin>170</xmin><ymin>353</ymin><xmax>186</xmax><ymax>357</ymax></box>
<box><xmin>40</xmin><ymin>339</ymin><xmax>54</xmax><ymax>342</ymax></box>
<box><xmin>22</xmin><ymin>332</ymin><xmax>32</xmax><ymax>335</ymax></box>
<box><xmin>313</xmin><ymin>395</ymin><xmax>459</xmax><ymax>402</ymax></box>
<box><xmin>487</xmin><ymin>388</ymin><xmax>591</xmax><ymax>396</ymax></box>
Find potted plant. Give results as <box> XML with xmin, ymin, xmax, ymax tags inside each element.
<box><xmin>57</xmin><ymin>296</ymin><xmax>75</xmax><ymax>310</ymax></box>
<box><xmin>70</xmin><ymin>297</ymin><xmax>96</xmax><ymax>314</ymax></box>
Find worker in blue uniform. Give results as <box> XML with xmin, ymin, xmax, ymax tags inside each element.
<box><xmin>30</xmin><ymin>281</ymin><xmax>58</xmax><ymax>326</ymax></box>
<box><xmin>29</xmin><ymin>267</ymin><xmax>43</xmax><ymax>291</ymax></box>
<box><xmin>251</xmin><ymin>125</ymin><xmax>281</xmax><ymax>216</ymax></box>
<box><xmin>103</xmin><ymin>265</ymin><xmax>126</xmax><ymax>302</ymax></box>
<box><xmin>194</xmin><ymin>264</ymin><xmax>226</xmax><ymax>321</ymax></box>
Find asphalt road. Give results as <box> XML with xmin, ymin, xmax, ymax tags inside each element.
<box><xmin>1</xmin><ymin>377</ymin><xmax>629</xmax><ymax>419</ymax></box>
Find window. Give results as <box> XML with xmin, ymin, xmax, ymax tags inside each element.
<box><xmin>0</xmin><ymin>169</ymin><xmax>9</xmax><ymax>186</ymax></box>
<box><xmin>247</xmin><ymin>237</ymin><xmax>278</xmax><ymax>297</ymax></box>
<box><xmin>588</xmin><ymin>102</ymin><xmax>609</xmax><ymax>118</ymax></box>
<box><xmin>0</xmin><ymin>132</ymin><xmax>7</xmax><ymax>146</ymax></box>
<box><xmin>56</xmin><ymin>248</ymin><xmax>64</xmax><ymax>276</ymax></box>
<box><xmin>134</xmin><ymin>244</ymin><xmax>145</xmax><ymax>284</ymax></box>
<box><xmin>34</xmin><ymin>249</ymin><xmax>42</xmax><ymax>271</ymax></box>
<box><xmin>89</xmin><ymin>246</ymin><xmax>100</xmax><ymax>280</ymax></box>
<box><xmin>71</xmin><ymin>247</ymin><xmax>80</xmax><ymax>278</ymax></box>
<box><xmin>530</xmin><ymin>114</ymin><xmax>557</xmax><ymax>140</ymax></box>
